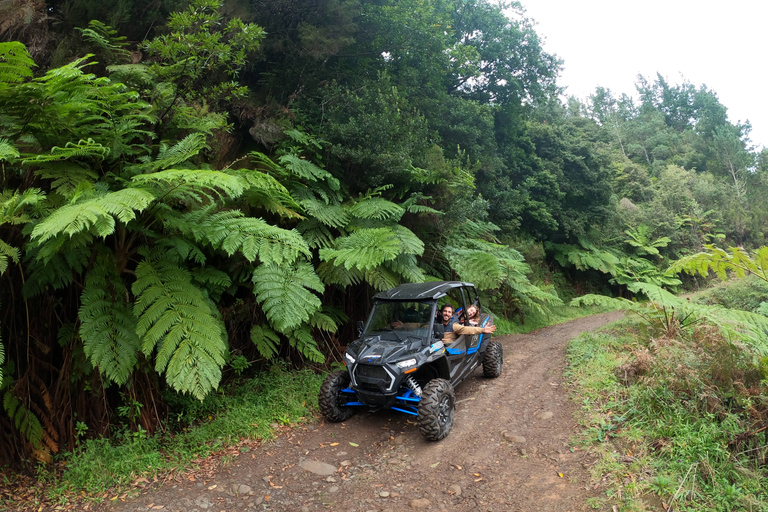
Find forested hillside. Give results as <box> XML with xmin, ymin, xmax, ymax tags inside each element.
<box><xmin>1</xmin><ymin>0</ymin><xmax>766</xmax><ymax>466</ymax></box>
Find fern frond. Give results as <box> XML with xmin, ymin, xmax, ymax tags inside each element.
<box><xmin>107</xmin><ymin>64</ymin><xmax>155</xmax><ymax>88</ymax></box>
<box><xmin>384</xmin><ymin>253</ymin><xmax>427</xmax><ymax>283</ymax></box>
<box><xmin>132</xmin><ymin>169</ymin><xmax>244</xmax><ymax>204</ymax></box>
<box><xmin>232</xmin><ymin>168</ymin><xmax>302</xmax><ymax>218</ymax></box>
<box><xmin>297</xmin><ymin>218</ymin><xmax>336</xmax><ymax>250</ymax></box>
<box><xmin>31</xmin><ymin>188</ymin><xmax>155</xmax><ymax>243</ymax></box>
<box><xmin>668</xmin><ymin>245</ymin><xmax>768</xmax><ymax>283</ymax></box>
<box><xmin>300</xmin><ymin>196</ymin><xmax>349</xmax><ymax>229</ymax></box>
<box><xmin>26</xmin><ymin>138</ymin><xmax>110</xmax><ymax>163</ymax></box>
<box><xmin>445</xmin><ymin>245</ymin><xmax>504</xmax><ymax>290</ymax></box>
<box><xmin>451</xmin><ymin>219</ymin><xmax>500</xmax><ymax>240</ymax></box>
<box><xmin>252</xmin><ymin>262</ymin><xmax>324</xmax><ymax>332</ymax></box>
<box><xmin>167</xmin><ymin>208</ymin><xmax>310</xmax><ymax>265</ymax></box>
<box><xmin>546</xmin><ymin>241</ymin><xmax>619</xmax><ymax>274</ymax></box>
<box><xmin>287</xmin><ymin>325</ymin><xmax>324</xmax><ymax>363</ymax></box>
<box><xmin>129</xmin><ymin>134</ymin><xmax>208</xmax><ymax>174</ymax></box>
<box><xmin>391</xmin><ymin>225</ymin><xmax>425</xmax><ymax>255</ymax></box>
<box><xmin>308</xmin><ymin>310</ymin><xmax>340</xmax><ymax>332</ymax></box>
<box><xmin>0</xmin><ymin>138</ymin><xmax>19</xmax><ymax>161</ymax></box>
<box><xmin>3</xmin><ymin>391</ymin><xmax>43</xmax><ymax>449</ymax></box>
<box><xmin>133</xmin><ymin>251</ymin><xmax>227</xmax><ymax>400</ymax></box>
<box><xmin>157</xmin><ymin>235</ymin><xmax>207</xmax><ymax>264</ymax></box>
<box><xmin>570</xmin><ymin>294</ymin><xmax>635</xmax><ymax>310</ymax></box>
<box><xmin>34</xmin><ymin>162</ymin><xmax>99</xmax><ymax>196</ymax></box>
<box><xmin>23</xmin><ymin>239</ymin><xmax>90</xmax><ymax>297</ymax></box>
<box><xmin>79</xmin><ymin>254</ymin><xmax>140</xmax><ymax>385</ymax></box>
<box><xmin>0</xmin><ymin>42</ymin><xmax>35</xmax><ymax>84</ymax></box>
<box><xmin>0</xmin><ymin>188</ymin><xmax>46</xmax><ymax>226</ymax></box>
<box><xmin>316</xmin><ymin>261</ymin><xmax>364</xmax><ymax>287</ymax></box>
<box><xmin>249</xmin><ymin>324</ymin><xmax>280</xmax><ymax>359</ymax></box>
<box><xmin>349</xmin><ymin>197</ymin><xmax>405</xmax><ymax>222</ymax></box>
<box><xmin>76</xmin><ymin>20</ymin><xmax>130</xmax><ymax>64</ymax></box>
<box><xmin>0</xmin><ymin>239</ymin><xmax>20</xmax><ymax>275</ymax></box>
<box><xmin>363</xmin><ymin>265</ymin><xmax>402</xmax><ymax>291</ymax></box>
<box><xmin>191</xmin><ymin>266</ymin><xmax>232</xmax><ymax>301</ymax></box>
<box><xmin>319</xmin><ymin>228</ymin><xmax>403</xmax><ymax>270</ymax></box>
<box><xmin>279</xmin><ymin>153</ymin><xmax>337</xmax><ymax>187</ymax></box>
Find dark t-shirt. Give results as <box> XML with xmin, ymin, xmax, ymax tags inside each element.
<box><xmin>442</xmin><ymin>317</ymin><xmax>458</xmax><ymax>332</ymax></box>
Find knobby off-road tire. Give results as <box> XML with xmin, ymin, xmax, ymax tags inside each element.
<box><xmin>482</xmin><ymin>340</ymin><xmax>503</xmax><ymax>378</ymax></box>
<box><xmin>318</xmin><ymin>370</ymin><xmax>355</xmax><ymax>422</ymax></box>
<box><xmin>417</xmin><ymin>378</ymin><xmax>455</xmax><ymax>441</ymax></box>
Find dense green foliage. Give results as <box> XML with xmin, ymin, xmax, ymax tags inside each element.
<box><xmin>569</xmin><ymin>309</ymin><xmax>768</xmax><ymax>510</ymax></box>
<box><xmin>2</xmin><ymin>0</ymin><xmax>767</xmax><ymax>473</ymax></box>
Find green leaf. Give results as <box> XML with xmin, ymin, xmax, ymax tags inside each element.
<box><xmin>133</xmin><ymin>251</ymin><xmax>227</xmax><ymax>400</ymax></box>
<box><xmin>79</xmin><ymin>253</ymin><xmax>141</xmax><ymax>385</ymax></box>
<box><xmin>31</xmin><ymin>188</ymin><xmax>155</xmax><ymax>243</ymax></box>
<box><xmin>250</xmin><ymin>324</ymin><xmax>280</xmax><ymax>359</ymax></box>
<box><xmin>252</xmin><ymin>262</ymin><xmax>324</xmax><ymax>332</ymax></box>
<box><xmin>319</xmin><ymin>228</ymin><xmax>403</xmax><ymax>270</ymax></box>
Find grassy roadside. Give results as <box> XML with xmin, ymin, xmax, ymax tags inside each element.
<box><xmin>567</xmin><ymin>319</ymin><xmax>768</xmax><ymax>511</ymax></box>
<box><xmin>1</xmin><ymin>365</ymin><xmax>324</xmax><ymax>511</ymax></box>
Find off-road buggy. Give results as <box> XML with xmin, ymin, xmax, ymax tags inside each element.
<box><xmin>318</xmin><ymin>281</ymin><xmax>503</xmax><ymax>441</ymax></box>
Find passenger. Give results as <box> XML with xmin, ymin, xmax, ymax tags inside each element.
<box><xmin>466</xmin><ymin>304</ymin><xmax>480</xmax><ymax>326</ymax></box>
<box><xmin>439</xmin><ymin>304</ymin><xmax>495</xmax><ymax>343</ymax></box>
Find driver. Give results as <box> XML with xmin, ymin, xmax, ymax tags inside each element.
<box><xmin>439</xmin><ymin>304</ymin><xmax>495</xmax><ymax>343</ymax></box>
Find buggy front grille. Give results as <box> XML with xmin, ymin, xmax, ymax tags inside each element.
<box><xmin>354</xmin><ymin>364</ymin><xmax>394</xmax><ymax>392</ymax></box>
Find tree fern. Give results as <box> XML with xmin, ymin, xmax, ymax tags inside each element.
<box><xmin>0</xmin><ymin>239</ymin><xmax>19</xmax><ymax>275</ymax></box>
<box><xmin>250</xmin><ymin>324</ymin><xmax>280</xmax><ymax>359</ymax></box>
<box><xmin>34</xmin><ymin>162</ymin><xmax>100</xmax><ymax>197</ymax></box>
<box><xmin>129</xmin><ymin>134</ymin><xmax>208</xmax><ymax>174</ymax></box>
<box><xmin>252</xmin><ymin>262</ymin><xmax>324</xmax><ymax>332</ymax></box>
<box><xmin>297</xmin><ymin>218</ymin><xmax>336</xmax><ymax>250</ymax></box>
<box><xmin>190</xmin><ymin>266</ymin><xmax>232</xmax><ymax>302</ymax></box>
<box><xmin>166</xmin><ymin>207</ymin><xmax>310</xmax><ymax>265</ymax></box>
<box><xmin>133</xmin><ymin>251</ymin><xmax>227</xmax><ymax>400</ymax></box>
<box><xmin>3</xmin><ymin>391</ymin><xmax>43</xmax><ymax>450</ymax></box>
<box><xmin>22</xmin><ymin>241</ymin><xmax>91</xmax><ymax>298</ymax></box>
<box><xmin>349</xmin><ymin>197</ymin><xmax>405</xmax><ymax>221</ymax></box>
<box><xmin>132</xmin><ymin>169</ymin><xmax>245</xmax><ymax>204</ymax></box>
<box><xmin>31</xmin><ymin>188</ymin><xmax>155</xmax><ymax>243</ymax></box>
<box><xmin>287</xmin><ymin>325</ymin><xmax>324</xmax><ymax>363</ymax></box>
<box><xmin>316</xmin><ymin>261</ymin><xmax>365</xmax><ymax>287</ymax></box>
<box><xmin>232</xmin><ymin>168</ymin><xmax>302</xmax><ymax>219</ymax></box>
<box><xmin>363</xmin><ymin>265</ymin><xmax>402</xmax><ymax>291</ymax></box>
<box><xmin>278</xmin><ymin>153</ymin><xmax>338</xmax><ymax>187</ymax></box>
<box><xmin>319</xmin><ymin>227</ymin><xmax>405</xmax><ymax>270</ymax></box>
<box><xmin>0</xmin><ymin>42</ymin><xmax>35</xmax><ymax>84</ymax></box>
<box><xmin>299</xmin><ymin>196</ymin><xmax>350</xmax><ymax>229</ymax></box>
<box><xmin>27</xmin><ymin>138</ymin><xmax>110</xmax><ymax>163</ymax></box>
<box><xmin>0</xmin><ymin>138</ymin><xmax>19</xmax><ymax>161</ymax></box>
<box><xmin>79</xmin><ymin>254</ymin><xmax>141</xmax><ymax>385</ymax></box>
<box><xmin>76</xmin><ymin>20</ymin><xmax>131</xmax><ymax>64</ymax></box>
<box><xmin>669</xmin><ymin>245</ymin><xmax>768</xmax><ymax>283</ymax></box>
<box><xmin>545</xmin><ymin>240</ymin><xmax>619</xmax><ymax>275</ymax></box>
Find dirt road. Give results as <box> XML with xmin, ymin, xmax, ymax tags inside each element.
<box><xmin>110</xmin><ymin>311</ymin><xmax>623</xmax><ymax>512</ymax></box>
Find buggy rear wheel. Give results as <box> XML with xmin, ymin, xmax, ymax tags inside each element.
<box><xmin>482</xmin><ymin>340</ymin><xmax>503</xmax><ymax>378</ymax></box>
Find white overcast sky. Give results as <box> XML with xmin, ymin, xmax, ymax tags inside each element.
<box><xmin>520</xmin><ymin>0</ymin><xmax>767</xmax><ymax>149</ymax></box>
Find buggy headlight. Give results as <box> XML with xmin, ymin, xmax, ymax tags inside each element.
<box><xmin>344</xmin><ymin>352</ymin><xmax>356</xmax><ymax>364</ymax></box>
<box><xmin>396</xmin><ymin>358</ymin><xmax>417</xmax><ymax>368</ymax></box>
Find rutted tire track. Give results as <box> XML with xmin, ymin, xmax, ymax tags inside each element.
<box><xmin>111</xmin><ymin>311</ymin><xmax>622</xmax><ymax>512</ymax></box>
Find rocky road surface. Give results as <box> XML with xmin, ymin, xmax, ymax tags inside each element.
<box><xmin>108</xmin><ymin>311</ymin><xmax>623</xmax><ymax>512</ymax></box>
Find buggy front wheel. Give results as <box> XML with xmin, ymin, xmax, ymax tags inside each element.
<box><xmin>417</xmin><ymin>378</ymin><xmax>455</xmax><ymax>441</ymax></box>
<box><xmin>318</xmin><ymin>370</ymin><xmax>355</xmax><ymax>422</ymax></box>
